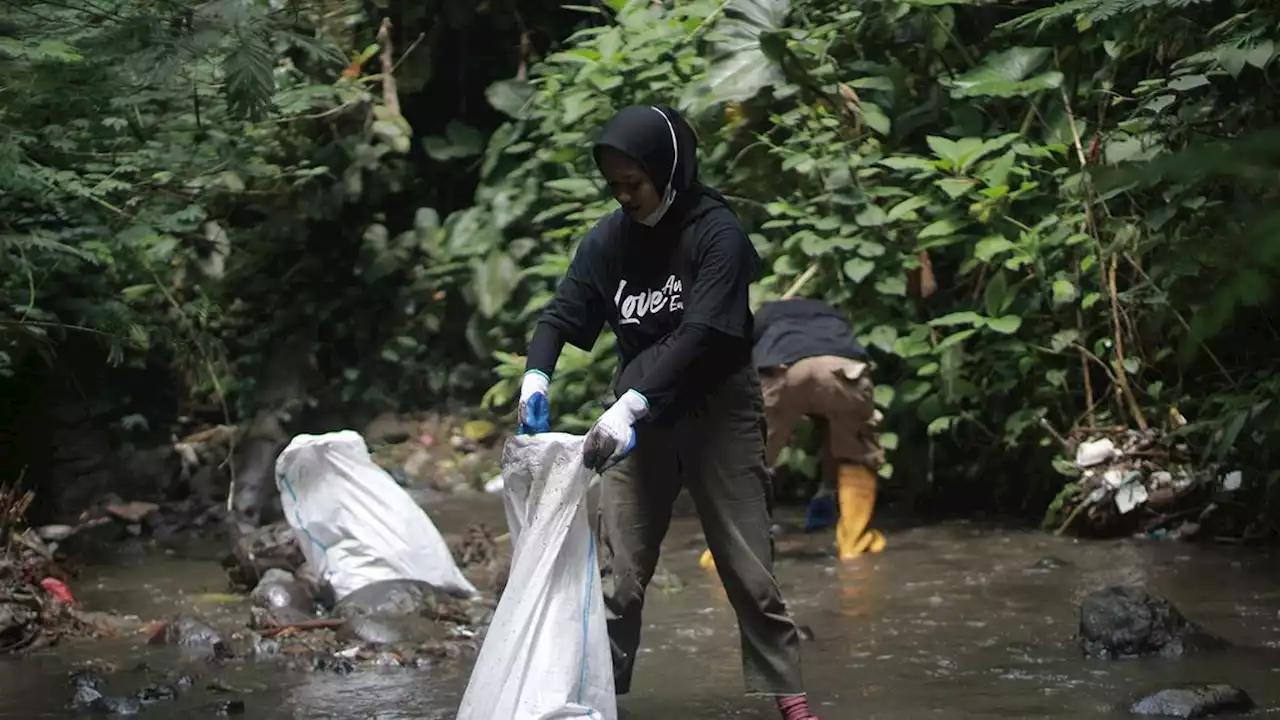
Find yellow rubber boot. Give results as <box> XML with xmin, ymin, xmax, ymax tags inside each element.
<box><xmin>836</xmin><ymin>464</ymin><xmax>886</xmax><ymax>560</ymax></box>
<box><xmin>699</xmin><ymin>548</ymin><xmax>716</xmax><ymax>571</ymax></box>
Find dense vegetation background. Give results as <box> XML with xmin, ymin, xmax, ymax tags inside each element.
<box><xmin>4</xmin><ymin>0</ymin><xmax>1280</xmax><ymax>537</ymax></box>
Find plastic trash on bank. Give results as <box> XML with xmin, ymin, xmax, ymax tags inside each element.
<box><xmin>274</xmin><ymin>431</ymin><xmax>477</xmax><ymax>601</ymax></box>
<box><xmin>457</xmin><ymin>433</ymin><xmax>616</xmax><ymax>720</ymax></box>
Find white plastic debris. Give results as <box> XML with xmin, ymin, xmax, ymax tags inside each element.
<box><xmin>1221</xmin><ymin>470</ymin><xmax>1242</xmax><ymax>492</ymax></box>
<box><xmin>1115</xmin><ymin>481</ymin><xmax>1149</xmax><ymax>515</ymax></box>
<box><xmin>1076</xmin><ymin>438</ymin><xmax>1120</xmax><ymax>468</ymax></box>
<box><xmin>1103</xmin><ymin>468</ymin><xmax>1126</xmax><ymax>489</ymax></box>
<box><xmin>275</xmin><ymin>431</ymin><xmax>478</xmax><ymax>602</ymax></box>
<box><xmin>484</xmin><ymin>474</ymin><xmax>505</xmax><ymax>494</ymax></box>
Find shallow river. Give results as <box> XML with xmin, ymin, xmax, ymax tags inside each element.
<box><xmin>2</xmin><ymin>493</ymin><xmax>1279</xmax><ymax>719</ymax></box>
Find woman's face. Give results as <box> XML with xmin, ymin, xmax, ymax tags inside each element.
<box><xmin>599</xmin><ymin>147</ymin><xmax>661</xmax><ymax>223</ymax></box>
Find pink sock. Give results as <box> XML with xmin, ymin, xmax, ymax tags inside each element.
<box><xmin>778</xmin><ymin>694</ymin><xmax>814</xmax><ymax>720</ymax></box>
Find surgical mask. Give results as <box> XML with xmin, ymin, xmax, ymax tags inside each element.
<box><xmin>637</xmin><ymin>185</ymin><xmax>676</xmax><ymax>227</ymax></box>
<box><xmin>637</xmin><ymin>106</ymin><xmax>679</xmax><ymax>228</ymax></box>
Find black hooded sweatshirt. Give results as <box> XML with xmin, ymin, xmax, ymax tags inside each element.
<box><xmin>525</xmin><ymin>104</ymin><xmax>762</xmax><ymax>423</ymax></box>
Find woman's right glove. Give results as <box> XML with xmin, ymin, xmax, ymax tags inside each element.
<box><xmin>583</xmin><ymin>389</ymin><xmax>647</xmax><ymax>472</ymax></box>
<box><xmin>517</xmin><ymin>370</ymin><xmax>551</xmax><ymax>435</ymax></box>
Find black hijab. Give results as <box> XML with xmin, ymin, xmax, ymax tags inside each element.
<box><xmin>591</xmin><ymin>104</ymin><xmax>728</xmax><ymax>221</ymax></box>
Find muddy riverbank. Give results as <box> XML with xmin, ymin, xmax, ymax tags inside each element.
<box><xmin>2</xmin><ymin>492</ymin><xmax>1279</xmax><ymax>718</ymax></box>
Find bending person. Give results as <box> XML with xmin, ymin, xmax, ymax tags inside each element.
<box><xmin>701</xmin><ymin>298</ymin><xmax>886</xmax><ymax>567</ymax></box>
<box><xmin>516</xmin><ymin>105</ymin><xmax>819</xmax><ymax>720</ymax></box>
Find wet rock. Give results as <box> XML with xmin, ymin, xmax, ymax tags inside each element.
<box><xmin>249</xmin><ymin>568</ymin><xmax>315</xmax><ymax>627</ymax></box>
<box><xmin>147</xmin><ymin>614</ymin><xmax>231</xmax><ymax>659</ymax></box>
<box><xmin>68</xmin><ymin>669</ymin><xmax>107</xmax><ymax>708</ymax></box>
<box><xmin>221</xmin><ymin>521</ymin><xmax>304</xmax><ymax>589</ymax></box>
<box><xmin>0</xmin><ymin>602</ymin><xmax>38</xmax><ymax>647</ymax></box>
<box><xmin>1079</xmin><ymin>587</ymin><xmax>1231</xmax><ymax>659</ymax></box>
<box><xmin>334</xmin><ymin>579</ymin><xmax>469</xmax><ymax>624</ymax></box>
<box><xmin>336</xmin><ymin>614</ymin><xmax>450</xmax><ymax>646</ymax></box>
<box><xmin>134</xmin><ymin>683</ymin><xmax>177</xmax><ymax>705</ymax></box>
<box><xmin>68</xmin><ymin>668</ymin><xmax>106</xmax><ymax>693</ymax></box>
<box><xmin>212</xmin><ymin>698</ymin><xmax>247</xmax><ymax>715</ymax></box>
<box><xmin>248</xmin><ymin>604</ymin><xmax>307</xmax><ymax>631</ymax></box>
<box><xmin>1131</xmin><ymin>684</ymin><xmax>1253</xmax><ymax>718</ymax></box>
<box><xmin>373</xmin><ymin>650</ymin><xmax>405</xmax><ymax>666</ymax></box>
<box><xmin>90</xmin><ymin>695</ymin><xmax>142</xmax><ymax>715</ymax></box>
<box><xmin>337</xmin><ymin>616</ymin><xmax>404</xmax><ymax>645</ymax></box>
<box><xmin>311</xmin><ymin>654</ymin><xmax>356</xmax><ymax>674</ymax></box>
<box><xmin>69</xmin><ymin>684</ymin><xmax>103</xmax><ymax>708</ymax></box>
<box><xmin>1030</xmin><ymin>556</ymin><xmax>1071</xmax><ymax>571</ymax></box>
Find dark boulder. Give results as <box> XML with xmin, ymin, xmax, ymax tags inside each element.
<box><xmin>1131</xmin><ymin>684</ymin><xmax>1253</xmax><ymax>718</ymax></box>
<box><xmin>1079</xmin><ymin>587</ymin><xmax>1230</xmax><ymax>659</ymax></box>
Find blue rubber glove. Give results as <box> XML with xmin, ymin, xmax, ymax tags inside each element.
<box><xmin>517</xmin><ymin>370</ymin><xmax>551</xmax><ymax>435</ymax></box>
<box><xmin>583</xmin><ymin>389</ymin><xmax>647</xmax><ymax>472</ymax></box>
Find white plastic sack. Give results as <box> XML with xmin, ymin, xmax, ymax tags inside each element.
<box><xmin>274</xmin><ymin>431</ymin><xmax>477</xmax><ymax>601</ymax></box>
<box><xmin>457</xmin><ymin>433</ymin><xmax>616</xmax><ymax>720</ymax></box>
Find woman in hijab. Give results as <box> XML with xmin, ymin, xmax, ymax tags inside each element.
<box><xmin>516</xmin><ymin>105</ymin><xmax>819</xmax><ymax>720</ymax></box>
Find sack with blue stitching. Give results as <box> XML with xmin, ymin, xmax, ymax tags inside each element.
<box><xmin>457</xmin><ymin>433</ymin><xmax>617</xmax><ymax>720</ymax></box>
<box><xmin>274</xmin><ymin>431</ymin><xmax>477</xmax><ymax>602</ymax></box>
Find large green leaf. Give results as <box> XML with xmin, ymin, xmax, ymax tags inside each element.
<box><xmin>472</xmin><ymin>251</ymin><xmax>520</xmax><ymax>318</ymax></box>
<box><xmin>694</xmin><ymin>0</ymin><xmax>792</xmax><ymax>109</ymax></box>
<box><xmin>486</xmin><ymin>79</ymin><xmax>535</xmax><ymax>119</ymax></box>
<box><xmin>943</xmin><ymin>47</ymin><xmax>1064</xmax><ymax>98</ymax></box>
<box><xmin>423</xmin><ymin>121</ymin><xmax>487</xmax><ymax>162</ymax></box>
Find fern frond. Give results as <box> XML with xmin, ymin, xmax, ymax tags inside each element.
<box><xmin>0</xmin><ymin>233</ymin><xmax>98</xmax><ymax>264</ymax></box>
<box><xmin>224</xmin><ymin>28</ymin><xmax>277</xmax><ymax>120</ymax></box>
<box><xmin>1003</xmin><ymin>0</ymin><xmax>1214</xmax><ymax>31</ymax></box>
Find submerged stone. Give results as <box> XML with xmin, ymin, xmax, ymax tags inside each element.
<box><xmin>1131</xmin><ymin>684</ymin><xmax>1253</xmax><ymax>718</ymax></box>
<box><xmin>134</xmin><ymin>683</ymin><xmax>177</xmax><ymax>704</ymax></box>
<box><xmin>212</xmin><ymin>698</ymin><xmax>247</xmax><ymax>715</ymax></box>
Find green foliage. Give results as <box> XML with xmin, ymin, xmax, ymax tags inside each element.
<box><xmin>0</xmin><ymin>0</ymin><xmax>593</xmax><ymax>424</ymax></box>
<box><xmin>460</xmin><ymin>0</ymin><xmax>1280</xmax><ymax>529</ymax></box>
<box><xmin>8</xmin><ymin>0</ymin><xmax>1280</xmax><ymax>535</ymax></box>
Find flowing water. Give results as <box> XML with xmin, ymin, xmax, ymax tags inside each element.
<box><xmin>2</xmin><ymin>493</ymin><xmax>1279</xmax><ymax>719</ymax></box>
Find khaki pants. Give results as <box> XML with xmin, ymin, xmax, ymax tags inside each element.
<box><xmin>761</xmin><ymin>356</ymin><xmax>883</xmax><ymax>473</ymax></box>
<box><xmin>596</xmin><ymin>364</ymin><xmax>805</xmax><ymax>696</ymax></box>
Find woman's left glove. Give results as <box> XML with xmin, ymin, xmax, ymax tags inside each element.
<box><xmin>517</xmin><ymin>370</ymin><xmax>551</xmax><ymax>435</ymax></box>
<box><xmin>583</xmin><ymin>389</ymin><xmax>648</xmax><ymax>472</ymax></box>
